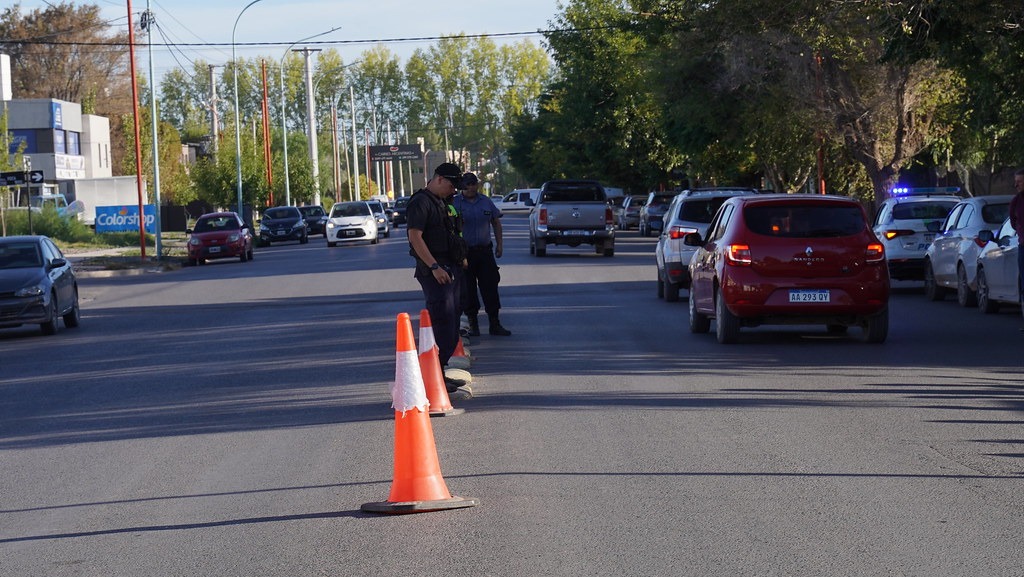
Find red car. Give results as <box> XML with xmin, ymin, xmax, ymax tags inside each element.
<box><xmin>685</xmin><ymin>195</ymin><xmax>890</xmax><ymax>343</ymax></box>
<box><xmin>187</xmin><ymin>212</ymin><xmax>254</xmax><ymax>265</ymax></box>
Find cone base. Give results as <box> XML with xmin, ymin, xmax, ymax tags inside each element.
<box><xmin>429</xmin><ymin>407</ymin><xmax>465</xmax><ymax>417</ymax></box>
<box><xmin>361</xmin><ymin>495</ymin><xmax>479</xmax><ymax>515</ymax></box>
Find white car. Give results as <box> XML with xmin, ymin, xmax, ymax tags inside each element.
<box><xmin>974</xmin><ymin>217</ymin><xmax>1021</xmax><ymax>314</ymax></box>
<box><xmin>326</xmin><ymin>201</ymin><xmax>379</xmax><ymax>247</ymax></box>
<box><xmin>365</xmin><ymin>200</ymin><xmax>391</xmax><ymax>238</ymax></box>
<box><xmin>924</xmin><ymin>195</ymin><xmax>1012</xmax><ymax>306</ymax></box>
<box><xmin>872</xmin><ymin>194</ymin><xmax>959</xmax><ymax>280</ymax></box>
<box><xmin>655</xmin><ymin>188</ymin><xmax>756</xmax><ymax>301</ymax></box>
<box><xmin>493</xmin><ymin>189</ymin><xmax>540</xmax><ymax>213</ymax></box>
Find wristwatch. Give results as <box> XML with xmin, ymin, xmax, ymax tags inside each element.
<box><xmin>429</xmin><ymin>263</ymin><xmax>440</xmax><ymax>270</ymax></box>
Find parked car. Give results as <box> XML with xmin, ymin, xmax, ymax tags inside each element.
<box><xmin>655</xmin><ymin>188</ymin><xmax>757</xmax><ymax>301</ymax></box>
<box><xmin>924</xmin><ymin>195</ymin><xmax>1012</xmax><ymax>306</ymax></box>
<box><xmin>187</xmin><ymin>211</ymin><xmax>255</xmax><ymax>265</ymax></box>
<box><xmin>259</xmin><ymin>206</ymin><xmax>309</xmax><ymax>246</ymax></box>
<box><xmin>974</xmin><ymin>217</ymin><xmax>1021</xmax><ymax>314</ymax></box>
<box><xmin>616</xmin><ymin>194</ymin><xmax>647</xmax><ymax>230</ymax></box>
<box><xmin>297</xmin><ymin>205</ymin><xmax>328</xmax><ymax>237</ymax></box>
<box><xmin>686</xmin><ymin>194</ymin><xmax>890</xmax><ymax>344</ymax></box>
<box><xmin>326</xmin><ymin>201</ymin><xmax>379</xmax><ymax>247</ymax></box>
<box><xmin>0</xmin><ymin>235</ymin><xmax>80</xmax><ymax>335</ymax></box>
<box><xmin>872</xmin><ymin>193</ymin><xmax>959</xmax><ymax>280</ymax></box>
<box><xmin>365</xmin><ymin>199</ymin><xmax>391</xmax><ymax>238</ymax></box>
<box><xmin>391</xmin><ymin>196</ymin><xmax>411</xmax><ymax>227</ymax></box>
<box><xmin>639</xmin><ymin>191</ymin><xmax>682</xmax><ymax>237</ymax></box>
<box><xmin>494</xmin><ymin>189</ymin><xmax>540</xmax><ymax>213</ymax></box>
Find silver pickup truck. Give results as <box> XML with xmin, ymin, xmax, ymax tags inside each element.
<box><xmin>528</xmin><ymin>180</ymin><xmax>615</xmax><ymax>257</ymax></box>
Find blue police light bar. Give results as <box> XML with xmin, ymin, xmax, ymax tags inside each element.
<box><xmin>889</xmin><ymin>186</ymin><xmax>962</xmax><ymax>197</ymax></box>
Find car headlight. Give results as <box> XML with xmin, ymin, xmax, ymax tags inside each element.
<box><xmin>189</xmin><ymin>237</ymin><xmax>201</xmax><ymax>246</ymax></box>
<box><xmin>16</xmin><ymin>285</ymin><xmax>44</xmax><ymax>297</ymax></box>
<box><xmin>228</xmin><ymin>233</ymin><xmax>240</xmax><ymax>242</ymax></box>
<box><xmin>326</xmin><ymin>221</ymin><xmax>336</xmax><ymax>229</ymax></box>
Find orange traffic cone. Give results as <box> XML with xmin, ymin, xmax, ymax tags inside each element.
<box><xmin>360</xmin><ymin>313</ymin><xmax>478</xmax><ymax>514</ymax></box>
<box><xmin>418</xmin><ymin>309</ymin><xmax>464</xmax><ymax>417</ymax></box>
<box><xmin>447</xmin><ymin>337</ymin><xmax>472</xmax><ymax>369</ymax></box>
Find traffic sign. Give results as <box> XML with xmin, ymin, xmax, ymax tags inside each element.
<box><xmin>0</xmin><ymin>170</ymin><xmax>44</xmax><ymax>186</ymax></box>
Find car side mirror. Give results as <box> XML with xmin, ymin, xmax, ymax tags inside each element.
<box><xmin>977</xmin><ymin>229</ymin><xmax>994</xmax><ymax>244</ymax></box>
<box><xmin>925</xmin><ymin>220</ymin><xmax>942</xmax><ymax>233</ymax></box>
<box><xmin>682</xmin><ymin>232</ymin><xmax>704</xmax><ymax>247</ymax></box>
<box><xmin>185</xmin><ymin>228</ymin><xmax>193</xmax><ymax>234</ymax></box>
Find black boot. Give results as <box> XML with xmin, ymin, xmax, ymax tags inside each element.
<box><xmin>488</xmin><ymin>315</ymin><xmax>512</xmax><ymax>336</ymax></box>
<box><xmin>467</xmin><ymin>314</ymin><xmax>480</xmax><ymax>336</ymax></box>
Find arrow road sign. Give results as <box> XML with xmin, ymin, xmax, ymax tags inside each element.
<box><xmin>0</xmin><ymin>170</ymin><xmax>45</xmax><ymax>186</ymax></box>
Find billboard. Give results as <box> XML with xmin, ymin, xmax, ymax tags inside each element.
<box><xmin>95</xmin><ymin>205</ymin><xmax>157</xmax><ymax>234</ymax></box>
<box><xmin>369</xmin><ymin>144</ymin><xmax>422</xmax><ymax>162</ymax></box>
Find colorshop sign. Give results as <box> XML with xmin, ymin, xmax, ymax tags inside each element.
<box><xmin>95</xmin><ymin>205</ymin><xmax>157</xmax><ymax>234</ymax></box>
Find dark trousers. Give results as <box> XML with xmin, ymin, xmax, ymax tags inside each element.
<box><xmin>1018</xmin><ymin>242</ymin><xmax>1024</xmax><ymax>303</ymax></box>
<box><xmin>462</xmin><ymin>245</ymin><xmax>502</xmax><ymax>317</ymax></box>
<box><xmin>417</xmin><ymin>265</ymin><xmax>462</xmax><ymax>366</ymax></box>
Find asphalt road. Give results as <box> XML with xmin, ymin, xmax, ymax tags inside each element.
<box><xmin>2</xmin><ymin>215</ymin><xmax>1023</xmax><ymax>576</ymax></box>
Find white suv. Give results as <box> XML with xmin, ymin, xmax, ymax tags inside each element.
<box><xmin>655</xmin><ymin>188</ymin><xmax>757</xmax><ymax>301</ymax></box>
<box><xmin>872</xmin><ymin>192</ymin><xmax>960</xmax><ymax>281</ymax></box>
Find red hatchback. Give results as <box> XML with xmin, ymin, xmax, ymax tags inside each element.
<box><xmin>685</xmin><ymin>195</ymin><xmax>889</xmax><ymax>343</ymax></box>
<box><xmin>187</xmin><ymin>212</ymin><xmax>254</xmax><ymax>266</ymax></box>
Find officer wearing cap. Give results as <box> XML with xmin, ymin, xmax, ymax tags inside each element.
<box><xmin>407</xmin><ymin>162</ymin><xmax>468</xmax><ymax>389</ymax></box>
<box><xmin>454</xmin><ymin>172</ymin><xmax>511</xmax><ymax>336</ymax></box>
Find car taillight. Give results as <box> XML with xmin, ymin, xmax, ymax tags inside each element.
<box><xmin>725</xmin><ymin>244</ymin><xmax>752</xmax><ymax>266</ymax></box>
<box><xmin>669</xmin><ymin>226</ymin><xmax>698</xmax><ymax>239</ymax></box>
<box><xmin>538</xmin><ymin>208</ymin><xmax>548</xmax><ymax>225</ymax></box>
<box><xmin>866</xmin><ymin>243</ymin><xmax>885</xmax><ymax>262</ymax></box>
<box><xmin>605</xmin><ymin>207</ymin><xmax>614</xmax><ymax>225</ymax></box>
<box><xmin>883</xmin><ymin>229</ymin><xmax>915</xmax><ymax>240</ymax></box>
<box><xmin>973</xmin><ymin>236</ymin><xmax>989</xmax><ymax>248</ymax></box>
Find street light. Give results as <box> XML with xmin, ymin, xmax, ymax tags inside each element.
<box><xmin>232</xmin><ymin>0</ymin><xmax>266</xmax><ymax>219</ymax></box>
<box><xmin>280</xmin><ymin>27</ymin><xmax>340</xmax><ymax>207</ymax></box>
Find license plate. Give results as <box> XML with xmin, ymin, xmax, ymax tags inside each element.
<box><xmin>563</xmin><ymin>230</ymin><xmax>590</xmax><ymax>236</ymax></box>
<box><xmin>208</xmin><ymin>246</ymin><xmax>221</xmax><ymax>253</ymax></box>
<box><xmin>276</xmin><ymin>230</ymin><xmax>286</xmax><ymax>235</ymax></box>
<box><xmin>789</xmin><ymin>289</ymin><xmax>830</xmax><ymax>303</ymax></box>
<box><xmin>344</xmin><ymin>230</ymin><xmax>357</xmax><ymax>236</ymax></box>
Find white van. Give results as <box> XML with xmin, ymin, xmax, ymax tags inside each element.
<box><xmin>494</xmin><ymin>188</ymin><xmax>540</xmax><ymax>213</ymax></box>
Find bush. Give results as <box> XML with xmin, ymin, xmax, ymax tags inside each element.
<box><xmin>1</xmin><ymin>208</ymin><xmax>95</xmax><ymax>243</ymax></box>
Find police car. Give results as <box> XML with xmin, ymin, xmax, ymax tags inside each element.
<box><xmin>871</xmin><ymin>187</ymin><xmax>961</xmax><ymax>281</ymax></box>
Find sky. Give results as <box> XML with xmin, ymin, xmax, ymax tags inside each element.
<box><xmin>14</xmin><ymin>0</ymin><xmax>565</xmax><ymax>82</ymax></box>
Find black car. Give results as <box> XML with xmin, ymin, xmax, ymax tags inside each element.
<box><xmin>391</xmin><ymin>196</ymin><xmax>411</xmax><ymax>227</ymax></box>
<box><xmin>298</xmin><ymin>205</ymin><xmax>328</xmax><ymax>237</ymax></box>
<box><xmin>259</xmin><ymin>206</ymin><xmax>309</xmax><ymax>246</ymax></box>
<box><xmin>0</xmin><ymin>235</ymin><xmax>81</xmax><ymax>336</ymax></box>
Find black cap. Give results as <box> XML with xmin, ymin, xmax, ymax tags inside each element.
<box><xmin>434</xmin><ymin>162</ymin><xmax>462</xmax><ymax>188</ymax></box>
<box><xmin>462</xmin><ymin>172</ymin><xmax>479</xmax><ymax>185</ymax></box>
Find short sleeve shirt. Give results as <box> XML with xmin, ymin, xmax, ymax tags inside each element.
<box><xmin>406</xmin><ymin>188</ymin><xmax>453</xmax><ymax>265</ymax></box>
<box><xmin>453</xmin><ymin>194</ymin><xmax>502</xmax><ymax>247</ymax></box>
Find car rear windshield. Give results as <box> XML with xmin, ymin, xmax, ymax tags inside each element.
<box><xmin>982</xmin><ymin>202</ymin><xmax>1010</xmax><ymax>225</ymax></box>
<box><xmin>299</xmin><ymin>206</ymin><xmax>325</xmax><ymax>216</ymax></box>
<box><xmin>541</xmin><ymin>183</ymin><xmax>604</xmax><ymax>202</ymax></box>
<box><xmin>0</xmin><ymin>243</ymin><xmax>42</xmax><ymax>269</ymax></box>
<box><xmin>193</xmin><ymin>217</ymin><xmax>239</xmax><ymax>233</ymax></box>
<box><xmin>679</xmin><ymin>197</ymin><xmax>733</xmax><ymax>224</ymax></box>
<box><xmin>892</xmin><ymin>201</ymin><xmax>956</xmax><ymax>220</ymax></box>
<box><xmin>332</xmin><ymin>203</ymin><xmax>370</xmax><ymax>217</ymax></box>
<box><xmin>745</xmin><ymin>204</ymin><xmax>866</xmax><ymax>238</ymax></box>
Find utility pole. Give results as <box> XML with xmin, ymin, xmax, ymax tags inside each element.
<box><xmin>350</xmin><ymin>85</ymin><xmax>360</xmax><ymax>202</ymax></box>
<box><xmin>297</xmin><ymin>47</ymin><xmax>322</xmax><ymax>206</ymax></box>
<box><xmin>209</xmin><ymin>65</ymin><xmax>219</xmax><ymax>153</ymax></box>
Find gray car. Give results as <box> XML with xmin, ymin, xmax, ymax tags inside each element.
<box><xmin>365</xmin><ymin>200</ymin><xmax>391</xmax><ymax>238</ymax></box>
<box><xmin>0</xmin><ymin>235</ymin><xmax>80</xmax><ymax>335</ymax></box>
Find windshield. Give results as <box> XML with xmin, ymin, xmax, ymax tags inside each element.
<box><xmin>331</xmin><ymin>203</ymin><xmax>370</xmax><ymax>218</ymax></box>
<box><xmin>264</xmin><ymin>207</ymin><xmax>298</xmax><ymax>220</ymax></box>
<box><xmin>892</xmin><ymin>201</ymin><xmax>956</xmax><ymax>220</ymax></box>
<box><xmin>0</xmin><ymin>243</ymin><xmax>43</xmax><ymax>269</ymax></box>
<box><xmin>193</xmin><ymin>216</ymin><xmax>239</xmax><ymax>233</ymax></box>
<box><xmin>299</xmin><ymin>206</ymin><xmax>325</xmax><ymax>217</ymax></box>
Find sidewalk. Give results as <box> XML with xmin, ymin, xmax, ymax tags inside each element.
<box><xmin>67</xmin><ymin>247</ymin><xmax>183</xmax><ymax>278</ymax></box>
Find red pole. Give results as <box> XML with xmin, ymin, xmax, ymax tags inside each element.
<box><xmin>126</xmin><ymin>0</ymin><xmax>146</xmax><ymax>259</ymax></box>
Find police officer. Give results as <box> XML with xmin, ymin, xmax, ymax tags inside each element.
<box><xmin>454</xmin><ymin>172</ymin><xmax>511</xmax><ymax>336</ymax></box>
<box><xmin>407</xmin><ymin>162</ymin><xmax>469</xmax><ymax>390</ymax></box>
